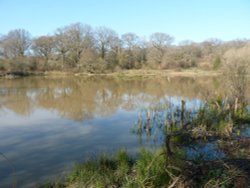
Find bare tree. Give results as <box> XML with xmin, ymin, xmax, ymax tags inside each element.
<box><xmin>120</xmin><ymin>33</ymin><xmax>140</xmax><ymax>69</ymax></box>
<box><xmin>66</xmin><ymin>23</ymin><xmax>94</xmax><ymax>66</ymax></box>
<box><xmin>121</xmin><ymin>33</ymin><xmax>139</xmax><ymax>50</ymax></box>
<box><xmin>200</xmin><ymin>38</ymin><xmax>222</xmax><ymax>57</ymax></box>
<box><xmin>32</xmin><ymin>35</ymin><xmax>54</xmax><ymax>65</ymax></box>
<box><xmin>169</xmin><ymin>41</ymin><xmax>202</xmax><ymax>68</ymax></box>
<box><xmin>95</xmin><ymin>26</ymin><xmax>119</xmax><ymax>60</ymax></box>
<box><xmin>54</xmin><ymin>23</ymin><xmax>95</xmax><ymax>68</ymax></box>
<box><xmin>106</xmin><ymin>34</ymin><xmax>121</xmax><ymax>69</ymax></box>
<box><xmin>147</xmin><ymin>32</ymin><xmax>174</xmax><ymax>67</ymax></box>
<box><xmin>1</xmin><ymin>29</ymin><xmax>31</xmax><ymax>58</ymax></box>
<box><xmin>150</xmin><ymin>32</ymin><xmax>174</xmax><ymax>49</ymax></box>
<box><xmin>54</xmin><ymin>27</ymin><xmax>71</xmax><ymax>69</ymax></box>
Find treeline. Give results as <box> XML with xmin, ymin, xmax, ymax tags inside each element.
<box><xmin>0</xmin><ymin>22</ymin><xmax>249</xmax><ymax>73</ymax></box>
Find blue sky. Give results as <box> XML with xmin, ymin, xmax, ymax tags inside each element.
<box><xmin>0</xmin><ymin>0</ymin><xmax>249</xmax><ymax>42</ymax></box>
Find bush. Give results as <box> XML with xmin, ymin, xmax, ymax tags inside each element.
<box><xmin>213</xmin><ymin>55</ymin><xmax>221</xmax><ymax>70</ymax></box>
<box><xmin>223</xmin><ymin>44</ymin><xmax>250</xmax><ymax>105</ymax></box>
<box><xmin>0</xmin><ymin>60</ymin><xmax>7</xmax><ymax>71</ymax></box>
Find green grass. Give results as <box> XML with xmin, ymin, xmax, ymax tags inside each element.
<box><xmin>42</xmin><ymin>147</ymin><xmax>249</xmax><ymax>188</ymax></box>
<box><xmin>64</xmin><ymin>148</ymin><xmax>170</xmax><ymax>188</ymax></box>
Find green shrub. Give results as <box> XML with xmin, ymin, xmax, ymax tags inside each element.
<box><xmin>213</xmin><ymin>55</ymin><xmax>221</xmax><ymax>70</ymax></box>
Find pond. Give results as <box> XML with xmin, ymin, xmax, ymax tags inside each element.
<box><xmin>0</xmin><ymin>75</ymin><xmax>245</xmax><ymax>187</ymax></box>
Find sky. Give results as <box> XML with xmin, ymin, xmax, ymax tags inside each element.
<box><xmin>0</xmin><ymin>0</ymin><xmax>249</xmax><ymax>43</ymax></box>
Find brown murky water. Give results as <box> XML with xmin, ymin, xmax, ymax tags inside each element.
<box><xmin>0</xmin><ymin>75</ymin><xmax>239</xmax><ymax>187</ymax></box>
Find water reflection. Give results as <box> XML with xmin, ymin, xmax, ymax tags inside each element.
<box><xmin>0</xmin><ymin>76</ymin><xmax>223</xmax><ymax>120</ymax></box>
<box><xmin>0</xmin><ymin>76</ymin><xmax>227</xmax><ymax>187</ymax></box>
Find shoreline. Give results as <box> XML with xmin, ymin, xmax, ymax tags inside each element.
<box><xmin>0</xmin><ymin>69</ymin><xmax>221</xmax><ymax>79</ymax></box>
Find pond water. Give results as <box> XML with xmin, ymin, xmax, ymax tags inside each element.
<box><xmin>0</xmin><ymin>75</ymin><xmax>246</xmax><ymax>187</ymax></box>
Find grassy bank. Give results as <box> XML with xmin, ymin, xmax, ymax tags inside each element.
<box><xmin>41</xmin><ymin>96</ymin><xmax>250</xmax><ymax>188</ymax></box>
<box><xmin>0</xmin><ymin>68</ymin><xmax>221</xmax><ymax>80</ymax></box>
<box><xmin>55</xmin><ymin>68</ymin><xmax>220</xmax><ymax>77</ymax></box>
<box><xmin>43</xmin><ymin>148</ymin><xmax>249</xmax><ymax>188</ymax></box>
